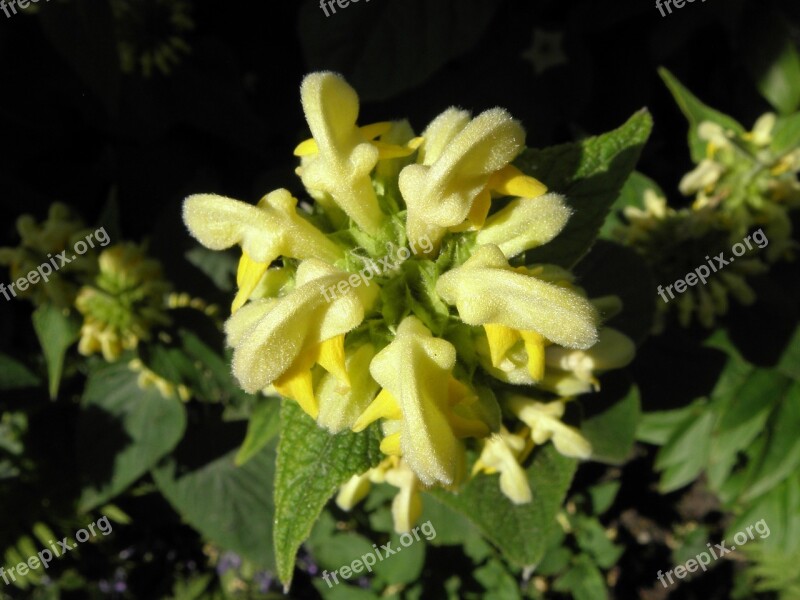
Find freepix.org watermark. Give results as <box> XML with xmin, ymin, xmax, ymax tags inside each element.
<box><xmin>321</xmin><ymin>235</ymin><xmax>433</xmax><ymax>304</ymax></box>
<box><xmin>656</xmin><ymin>518</ymin><xmax>770</xmax><ymax>589</ymax></box>
<box><xmin>1</xmin><ymin>0</ymin><xmax>50</xmax><ymax>19</ymax></box>
<box><xmin>657</xmin><ymin>228</ymin><xmax>768</xmax><ymax>305</ymax></box>
<box><xmin>321</xmin><ymin>520</ymin><xmax>436</xmax><ymax>587</ymax></box>
<box><xmin>318</xmin><ymin>0</ymin><xmax>370</xmax><ymax>18</ymax></box>
<box><xmin>655</xmin><ymin>0</ymin><xmax>708</xmax><ymax>18</ymax></box>
<box><xmin>0</xmin><ymin>226</ymin><xmax>110</xmax><ymax>302</ymax></box>
<box><xmin>1</xmin><ymin>516</ymin><xmax>113</xmax><ymax>586</ymax></box>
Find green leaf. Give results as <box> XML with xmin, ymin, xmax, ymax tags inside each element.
<box><xmin>0</xmin><ymin>354</ymin><xmax>40</xmax><ymax>390</ymax></box>
<box><xmin>654</xmin><ymin>409</ymin><xmax>715</xmax><ymax>493</ymax></box>
<box><xmin>637</xmin><ymin>400</ymin><xmax>707</xmax><ymax>446</ymax></box>
<box><xmin>274</xmin><ymin>399</ymin><xmax>383</xmax><ymax>588</ymax></box>
<box><xmin>777</xmin><ymin>323</ymin><xmax>800</xmax><ymax>383</ymax></box>
<box><xmin>579</xmin><ymin>379</ymin><xmax>641</xmax><ymax>465</ymax></box>
<box><xmin>473</xmin><ymin>557</ymin><xmax>523</xmax><ymax>600</ymax></box>
<box><xmin>573</xmin><ymin>514</ymin><xmax>623</xmax><ymax>570</ymax></box>
<box><xmin>419</xmin><ymin>493</ymin><xmax>482</xmax><ymax>546</ymax></box>
<box><xmin>235</xmin><ymin>396</ymin><xmax>281</xmax><ymax>466</ymax></box>
<box><xmin>658</xmin><ymin>68</ymin><xmax>746</xmax><ymax>162</ymax></box>
<box><xmin>297</xmin><ymin>0</ymin><xmax>500</xmax><ymax>101</ymax></box>
<box><xmin>184</xmin><ymin>246</ymin><xmax>237</xmax><ymax>292</ymax></box>
<box><xmin>707</xmin><ymin>368</ymin><xmax>784</xmax><ymax>492</ymax></box>
<box><xmin>372</xmin><ymin>532</ymin><xmax>426</xmax><ymax>586</ymax></box>
<box><xmin>517</xmin><ymin>109</ymin><xmax>653</xmax><ymax>268</ymax></box>
<box><xmin>31</xmin><ymin>305</ymin><xmax>80</xmax><ymax>399</ymax></box>
<box><xmin>431</xmin><ymin>444</ymin><xmax>576</xmax><ymax>567</ymax></box>
<box><xmin>743</xmin><ymin>12</ymin><xmax>800</xmax><ymax>115</ymax></box>
<box><xmin>739</xmin><ymin>381</ymin><xmax>800</xmax><ymax>503</ymax></box>
<box><xmin>77</xmin><ymin>362</ymin><xmax>187</xmax><ymax>511</ymax></box>
<box><xmin>152</xmin><ymin>417</ymin><xmax>277</xmax><ymax>569</ymax></box>
<box><xmin>553</xmin><ymin>554</ymin><xmax>609</xmax><ymax>600</ymax></box>
<box><xmin>771</xmin><ymin>113</ymin><xmax>800</xmax><ymax>157</ymax></box>
<box><xmin>588</xmin><ymin>481</ymin><xmax>620</xmax><ymax>516</ymax></box>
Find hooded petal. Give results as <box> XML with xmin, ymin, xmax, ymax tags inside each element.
<box><xmin>508</xmin><ymin>396</ymin><xmax>592</xmax><ymax>459</ymax></box>
<box><xmin>545</xmin><ymin>327</ymin><xmax>635</xmax><ymax>389</ymax></box>
<box><xmin>401</xmin><ymin>108</ymin><xmax>525</xmax><ymax>248</ymax></box>
<box><xmin>436</xmin><ymin>245</ymin><xmax>598</xmax><ymax>349</ymax></box>
<box><xmin>316</xmin><ymin>343</ymin><xmax>380</xmax><ymax>433</ymax></box>
<box><xmin>367</xmin><ymin>317</ymin><xmax>463</xmax><ymax>486</ymax></box>
<box><xmin>183</xmin><ymin>189</ymin><xmax>342</xmax><ymax>266</ymax></box>
<box><xmin>226</xmin><ymin>259</ymin><xmax>376</xmax><ymax>393</ymax></box>
<box><xmin>384</xmin><ymin>459</ymin><xmax>423</xmax><ymax>533</ymax></box>
<box><xmin>476</xmin><ymin>193</ymin><xmax>571</xmax><ymax>258</ymax></box>
<box><xmin>298</xmin><ymin>72</ymin><xmax>384</xmax><ymax>233</ymax></box>
<box><xmin>472</xmin><ymin>427</ymin><xmax>532</xmax><ymax>504</ymax></box>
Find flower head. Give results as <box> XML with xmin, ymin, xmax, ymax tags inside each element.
<box><xmin>184</xmin><ymin>72</ymin><xmax>633</xmax><ymax>516</ymax></box>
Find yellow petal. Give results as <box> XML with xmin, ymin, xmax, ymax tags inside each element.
<box><xmin>352</xmin><ymin>388</ymin><xmax>402</xmax><ymax>432</ymax></box>
<box><xmin>487</xmin><ymin>164</ymin><xmax>547</xmax><ymax>198</ymax></box>
<box><xmin>380</xmin><ymin>432</ymin><xmax>402</xmax><ymax>456</ymax></box>
<box><xmin>316</xmin><ymin>334</ymin><xmax>349</xmax><ymax>388</ymax></box>
<box><xmin>520</xmin><ymin>330</ymin><xmax>546</xmax><ymax>381</ymax></box>
<box><xmin>483</xmin><ymin>323</ymin><xmax>521</xmax><ymax>367</ymax></box>
<box><xmin>317</xmin><ymin>343</ymin><xmax>379</xmax><ymax>434</ymax></box>
<box><xmin>401</xmin><ymin>108</ymin><xmax>525</xmax><ymax>249</ymax></box>
<box><xmin>359</xmin><ymin>121</ymin><xmax>393</xmax><ymax>140</ymax></box>
<box><xmin>509</xmin><ymin>397</ymin><xmax>592</xmax><ymax>460</ymax></box>
<box><xmin>183</xmin><ymin>189</ymin><xmax>342</xmax><ymax>264</ymax></box>
<box><xmin>476</xmin><ymin>193</ymin><xmax>572</xmax><ymax>258</ymax></box>
<box><xmin>372</xmin><ymin>140</ymin><xmax>421</xmax><ymax>160</ymax></box>
<box><xmin>384</xmin><ymin>460</ymin><xmax>423</xmax><ymax>533</ymax></box>
<box><xmin>473</xmin><ymin>428</ymin><xmax>532</xmax><ymax>504</ymax></box>
<box><xmin>232</xmin><ymin>251</ymin><xmax>269</xmax><ymax>313</ymax></box>
<box><xmin>369</xmin><ymin>317</ymin><xmax>463</xmax><ymax>486</ymax></box>
<box><xmin>416</xmin><ymin>107</ymin><xmax>471</xmax><ymax>166</ymax></box>
<box><xmin>336</xmin><ymin>472</ymin><xmax>372</xmax><ymax>511</ymax></box>
<box><xmin>436</xmin><ymin>245</ymin><xmax>598</xmax><ymax>350</ymax></box>
<box><xmin>293</xmin><ymin>137</ymin><xmax>319</xmax><ymax>157</ymax></box>
<box><xmin>298</xmin><ymin>72</ymin><xmax>384</xmax><ymax>234</ymax></box>
<box><xmin>274</xmin><ymin>359</ymin><xmax>319</xmax><ymax>419</ymax></box>
<box><xmin>227</xmin><ymin>260</ymin><xmax>374</xmax><ymax>393</ymax></box>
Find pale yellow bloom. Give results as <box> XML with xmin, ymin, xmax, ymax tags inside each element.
<box><xmin>507</xmin><ymin>396</ymin><xmax>592</xmax><ymax>459</ymax></box>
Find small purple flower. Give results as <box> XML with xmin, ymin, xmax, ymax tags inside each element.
<box><xmin>253</xmin><ymin>571</ymin><xmax>274</xmax><ymax>593</ymax></box>
<box><xmin>216</xmin><ymin>551</ymin><xmax>242</xmax><ymax>576</ymax></box>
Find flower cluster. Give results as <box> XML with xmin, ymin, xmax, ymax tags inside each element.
<box><xmin>620</xmin><ymin>190</ymin><xmax>767</xmax><ymax>330</ymax></box>
<box><xmin>110</xmin><ymin>0</ymin><xmax>194</xmax><ymax>77</ymax></box>
<box><xmin>618</xmin><ymin>112</ymin><xmax>798</xmax><ymax>329</ymax></box>
<box><xmin>682</xmin><ymin>114</ymin><xmax>799</xmax><ymax>262</ymax></box>
<box><xmin>0</xmin><ymin>203</ymin><xmax>96</xmax><ymax>307</ymax></box>
<box><xmin>183</xmin><ymin>72</ymin><xmax>634</xmax><ymax>531</ymax></box>
<box><xmin>75</xmin><ymin>243</ymin><xmax>171</xmax><ymax>362</ymax></box>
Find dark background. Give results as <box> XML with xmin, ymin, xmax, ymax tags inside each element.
<box><xmin>1</xmin><ymin>1</ymin><xmax>799</xmax><ymax>597</ymax></box>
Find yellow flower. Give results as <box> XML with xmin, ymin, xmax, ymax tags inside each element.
<box><xmin>472</xmin><ymin>426</ymin><xmax>534</xmax><ymax>504</ymax></box>
<box><xmin>352</xmin><ymin>317</ymin><xmax>489</xmax><ymax>487</ymax></box>
<box><xmin>400</xmin><ymin>107</ymin><xmax>547</xmax><ymax>251</ymax></box>
<box><xmin>295</xmin><ymin>72</ymin><xmax>419</xmax><ymax>235</ymax></box>
<box><xmin>436</xmin><ymin>245</ymin><xmax>598</xmax><ymax>351</ymax></box>
<box><xmin>543</xmin><ymin>327</ymin><xmax>636</xmax><ymax>394</ymax></box>
<box><xmin>182</xmin><ymin>189</ymin><xmax>343</xmax><ymax>312</ymax></box>
<box><xmin>336</xmin><ymin>457</ymin><xmax>423</xmax><ymax>533</ymax></box>
<box><xmin>507</xmin><ymin>396</ymin><xmax>592</xmax><ymax>459</ymax></box>
<box><xmin>75</xmin><ymin>244</ymin><xmax>170</xmax><ymax>362</ymax></box>
<box><xmin>223</xmin><ymin>259</ymin><xmax>377</xmax><ymax>410</ymax></box>
<box><xmin>183</xmin><ymin>71</ymin><xmax>630</xmax><ymax>496</ymax></box>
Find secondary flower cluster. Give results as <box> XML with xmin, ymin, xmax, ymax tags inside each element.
<box><xmin>183</xmin><ymin>72</ymin><xmax>634</xmax><ymax>531</ymax></box>
<box><xmin>682</xmin><ymin>114</ymin><xmax>799</xmax><ymax>262</ymax></box>
<box><xmin>618</xmin><ymin>111</ymin><xmax>799</xmax><ymax>329</ymax></box>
